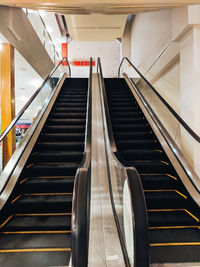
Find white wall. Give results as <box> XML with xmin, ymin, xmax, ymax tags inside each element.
<box><xmin>68</xmin><ymin>40</ymin><xmax>120</xmax><ymax>77</ymax></box>
<box><xmin>128</xmin><ymin>6</ymin><xmax>200</xmax><ymax>176</ymax></box>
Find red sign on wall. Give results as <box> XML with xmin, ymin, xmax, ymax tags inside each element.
<box><xmin>62</xmin><ymin>43</ymin><xmax>68</xmax><ymax>66</ymax></box>
<box><xmin>72</xmin><ymin>60</ymin><xmax>95</xmax><ymax>67</ymax></box>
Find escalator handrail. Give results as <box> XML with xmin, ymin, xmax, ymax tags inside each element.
<box><xmin>72</xmin><ymin>58</ymin><xmax>92</xmax><ymax>267</ymax></box>
<box><xmin>97</xmin><ymin>57</ymin><xmax>149</xmax><ymax>267</ymax></box>
<box><xmin>118</xmin><ymin>57</ymin><xmax>200</xmax><ymax>143</ymax></box>
<box><xmin>0</xmin><ymin>57</ymin><xmax>71</xmax><ymax>143</ymax></box>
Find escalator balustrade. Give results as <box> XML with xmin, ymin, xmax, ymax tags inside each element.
<box><xmin>0</xmin><ymin>78</ymin><xmax>88</xmax><ymax>266</ymax></box>
<box><xmin>105</xmin><ymin>78</ymin><xmax>200</xmax><ymax>264</ymax></box>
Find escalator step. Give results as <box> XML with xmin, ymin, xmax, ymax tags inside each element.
<box><xmin>141</xmin><ymin>174</ymin><xmax>177</xmax><ymax>189</ymax></box>
<box><xmin>120</xmin><ymin>148</ymin><xmax>164</xmax><ymax>160</ymax></box>
<box><xmin>20</xmin><ymin>177</ymin><xmax>74</xmax><ymax>193</ymax></box>
<box><xmin>43</xmin><ymin>125</ymin><xmax>85</xmax><ymax>133</ymax></box>
<box><xmin>50</xmin><ymin>112</ymin><xmax>86</xmax><ymax>119</ymax></box>
<box><xmin>148</xmin><ymin>209</ymin><xmax>199</xmax><ymax>227</ymax></box>
<box><xmin>0</xmin><ymin>232</ymin><xmax>71</xmax><ymax>249</ymax></box>
<box><xmin>12</xmin><ymin>194</ymin><xmax>73</xmax><ymax>213</ymax></box>
<box><xmin>47</xmin><ymin>118</ymin><xmax>86</xmax><ymax>125</ymax></box>
<box><xmin>3</xmin><ymin>214</ymin><xmax>71</xmax><ymax>231</ymax></box>
<box><xmin>23</xmin><ymin>163</ymin><xmax>79</xmax><ymax>176</ymax></box>
<box><xmin>0</xmin><ymin>250</ymin><xmax>71</xmax><ymax>267</ymax></box>
<box><xmin>117</xmin><ymin>139</ymin><xmax>159</xmax><ymax>149</ymax></box>
<box><xmin>36</xmin><ymin>141</ymin><xmax>84</xmax><ymax>151</ymax></box>
<box><xmin>30</xmin><ymin>151</ymin><xmax>83</xmax><ymax>162</ymax></box>
<box><xmin>39</xmin><ymin>133</ymin><xmax>85</xmax><ymax>142</ymax></box>
<box><xmin>145</xmin><ymin>190</ymin><xmax>188</xmax><ymax>209</ymax></box>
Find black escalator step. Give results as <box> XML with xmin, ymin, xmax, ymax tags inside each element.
<box><xmin>150</xmin><ymin>243</ymin><xmax>200</xmax><ymax>263</ymax></box>
<box><xmin>111</xmin><ymin>117</ymin><xmax>146</xmax><ymax>124</ymax></box>
<box><xmin>21</xmin><ymin>177</ymin><xmax>74</xmax><ymax>193</ymax></box>
<box><xmin>150</xmin><ymin>228</ymin><xmax>200</xmax><ymax>243</ymax></box>
<box><xmin>113</xmin><ymin>124</ymin><xmax>150</xmax><ymax>131</ymax></box>
<box><xmin>24</xmin><ymin>163</ymin><xmax>79</xmax><ymax>176</ymax></box>
<box><xmin>120</xmin><ymin>149</ymin><xmax>165</xmax><ymax>161</ymax></box>
<box><xmin>47</xmin><ymin>118</ymin><xmax>85</xmax><ymax>125</ymax></box>
<box><xmin>56</xmin><ymin>100</ymin><xmax>87</xmax><ymax>105</ymax></box>
<box><xmin>12</xmin><ymin>194</ymin><xmax>72</xmax><ymax>213</ymax></box>
<box><xmin>31</xmin><ymin>151</ymin><xmax>83</xmax><ymax>162</ymax></box>
<box><xmin>0</xmin><ymin>250</ymin><xmax>71</xmax><ymax>267</ymax></box>
<box><xmin>56</xmin><ymin>97</ymin><xmax>87</xmax><ymax>103</ymax></box>
<box><xmin>111</xmin><ymin>112</ymin><xmax>142</xmax><ymax>118</ymax></box>
<box><xmin>129</xmin><ymin>161</ymin><xmax>173</xmax><ymax>173</ymax></box>
<box><xmin>53</xmin><ymin>107</ymin><xmax>86</xmax><ymax>112</ymax></box>
<box><xmin>148</xmin><ymin>209</ymin><xmax>199</xmax><ymax>227</ymax></box>
<box><xmin>110</xmin><ymin>106</ymin><xmax>139</xmax><ymax>112</ymax></box>
<box><xmin>43</xmin><ymin>125</ymin><xmax>85</xmax><ymax>133</ymax></box>
<box><xmin>39</xmin><ymin>133</ymin><xmax>85</xmax><ymax>142</ymax></box>
<box><xmin>50</xmin><ymin>112</ymin><xmax>86</xmax><ymax>119</ymax></box>
<box><xmin>114</xmin><ymin>131</ymin><xmax>153</xmax><ymax>140</ymax></box>
<box><xmin>145</xmin><ymin>190</ymin><xmax>188</xmax><ymax>209</ymax></box>
<box><xmin>4</xmin><ymin>214</ymin><xmax>71</xmax><ymax>231</ymax></box>
<box><xmin>20</xmin><ymin>177</ymin><xmax>74</xmax><ymax>193</ymax></box>
<box><xmin>117</xmin><ymin>140</ymin><xmax>159</xmax><ymax>149</ymax></box>
<box><xmin>54</xmin><ymin>103</ymin><xmax>86</xmax><ymax>107</ymax></box>
<box><xmin>59</xmin><ymin>93</ymin><xmax>87</xmax><ymax>98</ymax></box>
<box><xmin>0</xmin><ymin>232</ymin><xmax>71</xmax><ymax>249</ymax></box>
<box><xmin>36</xmin><ymin>141</ymin><xmax>84</xmax><ymax>151</ymax></box>
<box><xmin>141</xmin><ymin>174</ymin><xmax>178</xmax><ymax>189</ymax></box>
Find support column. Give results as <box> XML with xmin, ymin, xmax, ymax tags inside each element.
<box><xmin>0</xmin><ymin>43</ymin><xmax>15</xmax><ymax>167</ymax></box>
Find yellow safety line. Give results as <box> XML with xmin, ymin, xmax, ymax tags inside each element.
<box><xmin>0</xmin><ymin>248</ymin><xmax>71</xmax><ymax>253</ymax></box>
<box><xmin>16</xmin><ymin>213</ymin><xmax>72</xmax><ymax>216</ymax></box>
<box><xmin>11</xmin><ymin>195</ymin><xmax>22</xmax><ymax>204</ymax></box>
<box><xmin>147</xmin><ymin>209</ymin><xmax>199</xmax><ymax>222</ymax></box>
<box><xmin>185</xmin><ymin>210</ymin><xmax>200</xmax><ymax>222</ymax></box>
<box><xmin>150</xmin><ymin>242</ymin><xmax>200</xmax><ymax>247</ymax></box>
<box><xmin>166</xmin><ymin>174</ymin><xmax>177</xmax><ymax>180</ymax></box>
<box><xmin>144</xmin><ymin>189</ymin><xmax>187</xmax><ymax>199</ymax></box>
<box><xmin>175</xmin><ymin>190</ymin><xmax>187</xmax><ymax>199</ymax></box>
<box><xmin>149</xmin><ymin>226</ymin><xmax>200</xmax><ymax>230</ymax></box>
<box><xmin>0</xmin><ymin>215</ymin><xmax>13</xmax><ymax>228</ymax></box>
<box><xmin>1</xmin><ymin>231</ymin><xmax>72</xmax><ymax>234</ymax></box>
<box><xmin>27</xmin><ymin>164</ymin><xmax>34</xmax><ymax>169</ymax></box>
<box><xmin>155</xmin><ymin>150</ymin><xmax>163</xmax><ymax>153</ymax></box>
<box><xmin>20</xmin><ymin>178</ymin><xmax>29</xmax><ymax>184</ymax></box>
<box><xmin>160</xmin><ymin>161</ymin><xmax>169</xmax><ymax>165</ymax></box>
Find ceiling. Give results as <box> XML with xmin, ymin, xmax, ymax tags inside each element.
<box><xmin>1</xmin><ymin>0</ymin><xmax>200</xmax><ymax>15</ymax></box>
<box><xmin>65</xmin><ymin>15</ymin><xmax>127</xmax><ymax>41</ymax></box>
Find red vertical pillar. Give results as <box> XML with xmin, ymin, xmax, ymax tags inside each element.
<box><xmin>62</xmin><ymin>43</ymin><xmax>68</xmax><ymax>66</ymax></box>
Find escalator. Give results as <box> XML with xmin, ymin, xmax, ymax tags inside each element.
<box><xmin>104</xmin><ymin>78</ymin><xmax>200</xmax><ymax>264</ymax></box>
<box><xmin>0</xmin><ymin>78</ymin><xmax>88</xmax><ymax>266</ymax></box>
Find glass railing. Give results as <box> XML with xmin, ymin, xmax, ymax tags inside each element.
<box><xmin>25</xmin><ymin>9</ymin><xmax>60</xmax><ymax>64</ymax></box>
<box><xmin>0</xmin><ymin>57</ymin><xmax>70</xmax><ymax>173</ymax></box>
<box><xmin>119</xmin><ymin>57</ymin><xmax>200</xmax><ymax>192</ymax></box>
<box><xmin>98</xmin><ymin>58</ymin><xmax>149</xmax><ymax>267</ymax></box>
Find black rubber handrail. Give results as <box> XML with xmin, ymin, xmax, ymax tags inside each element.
<box><xmin>98</xmin><ymin>57</ymin><xmax>149</xmax><ymax>267</ymax></box>
<box><xmin>72</xmin><ymin>58</ymin><xmax>92</xmax><ymax>267</ymax></box>
<box><xmin>0</xmin><ymin>57</ymin><xmax>71</xmax><ymax>143</ymax></box>
<box><xmin>118</xmin><ymin>57</ymin><xmax>200</xmax><ymax>143</ymax></box>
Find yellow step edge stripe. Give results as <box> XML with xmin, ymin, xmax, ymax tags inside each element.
<box><xmin>27</xmin><ymin>164</ymin><xmax>34</xmax><ymax>169</ymax></box>
<box><xmin>160</xmin><ymin>161</ymin><xmax>169</xmax><ymax>165</ymax></box>
<box><xmin>0</xmin><ymin>248</ymin><xmax>71</xmax><ymax>253</ymax></box>
<box><xmin>166</xmin><ymin>174</ymin><xmax>177</xmax><ymax>180</ymax></box>
<box><xmin>1</xmin><ymin>231</ymin><xmax>72</xmax><ymax>234</ymax></box>
<box><xmin>155</xmin><ymin>150</ymin><xmax>163</xmax><ymax>153</ymax></box>
<box><xmin>185</xmin><ymin>210</ymin><xmax>200</xmax><ymax>222</ymax></box>
<box><xmin>11</xmin><ymin>195</ymin><xmax>21</xmax><ymax>204</ymax></box>
<box><xmin>144</xmin><ymin>189</ymin><xmax>187</xmax><ymax>199</ymax></box>
<box><xmin>149</xmin><ymin>226</ymin><xmax>200</xmax><ymax>230</ymax></box>
<box><xmin>150</xmin><ymin>242</ymin><xmax>200</xmax><ymax>247</ymax></box>
<box><xmin>20</xmin><ymin>178</ymin><xmax>29</xmax><ymax>184</ymax></box>
<box><xmin>147</xmin><ymin>209</ymin><xmax>199</xmax><ymax>222</ymax></box>
<box><xmin>0</xmin><ymin>216</ymin><xmax>13</xmax><ymax>228</ymax></box>
<box><xmin>16</xmin><ymin>213</ymin><xmax>72</xmax><ymax>216</ymax></box>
